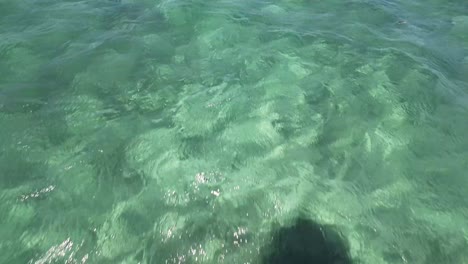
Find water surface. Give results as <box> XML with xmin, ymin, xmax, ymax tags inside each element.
<box><xmin>1</xmin><ymin>0</ymin><xmax>468</xmax><ymax>263</ymax></box>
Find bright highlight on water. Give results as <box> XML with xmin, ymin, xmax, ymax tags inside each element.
<box><xmin>1</xmin><ymin>0</ymin><xmax>468</xmax><ymax>263</ymax></box>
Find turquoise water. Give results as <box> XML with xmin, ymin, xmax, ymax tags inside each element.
<box><xmin>1</xmin><ymin>0</ymin><xmax>468</xmax><ymax>263</ymax></box>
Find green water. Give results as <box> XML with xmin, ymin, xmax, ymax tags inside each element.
<box><xmin>1</xmin><ymin>0</ymin><xmax>468</xmax><ymax>263</ymax></box>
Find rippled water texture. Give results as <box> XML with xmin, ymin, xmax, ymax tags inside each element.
<box><xmin>1</xmin><ymin>0</ymin><xmax>468</xmax><ymax>263</ymax></box>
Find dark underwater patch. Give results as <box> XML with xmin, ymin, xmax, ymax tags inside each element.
<box><xmin>261</xmin><ymin>218</ymin><xmax>353</xmax><ymax>264</ymax></box>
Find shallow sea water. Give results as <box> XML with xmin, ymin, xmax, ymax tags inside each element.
<box><xmin>1</xmin><ymin>0</ymin><xmax>468</xmax><ymax>263</ymax></box>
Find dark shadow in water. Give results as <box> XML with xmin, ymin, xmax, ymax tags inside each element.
<box><xmin>261</xmin><ymin>218</ymin><xmax>353</xmax><ymax>264</ymax></box>
<box><xmin>0</xmin><ymin>150</ymin><xmax>47</xmax><ymax>188</ymax></box>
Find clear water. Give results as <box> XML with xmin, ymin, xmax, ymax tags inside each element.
<box><xmin>1</xmin><ymin>0</ymin><xmax>468</xmax><ymax>263</ymax></box>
